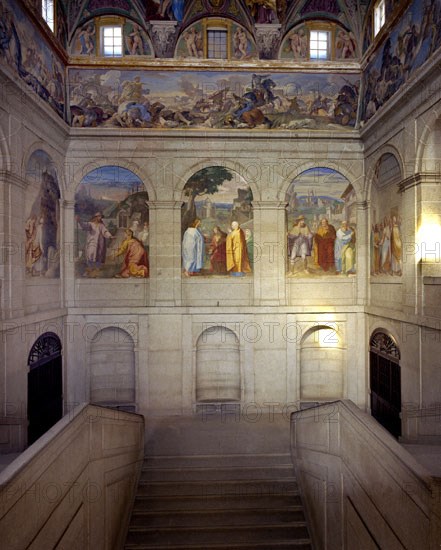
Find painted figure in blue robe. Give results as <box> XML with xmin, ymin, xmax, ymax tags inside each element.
<box><xmin>172</xmin><ymin>0</ymin><xmax>185</xmax><ymax>22</ymax></box>
<box><xmin>182</xmin><ymin>218</ymin><xmax>205</xmax><ymax>276</ymax></box>
<box><xmin>335</xmin><ymin>221</ymin><xmax>355</xmax><ymax>274</ymax></box>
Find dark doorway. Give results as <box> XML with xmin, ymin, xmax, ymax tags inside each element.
<box><xmin>369</xmin><ymin>331</ymin><xmax>401</xmax><ymax>438</ymax></box>
<box><xmin>27</xmin><ymin>333</ymin><xmax>63</xmax><ymax>446</ymax></box>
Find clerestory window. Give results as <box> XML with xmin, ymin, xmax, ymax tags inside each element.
<box><xmin>207</xmin><ymin>29</ymin><xmax>228</xmax><ymax>59</ymax></box>
<box><xmin>309</xmin><ymin>30</ymin><xmax>330</xmax><ymax>60</ymax></box>
<box><xmin>101</xmin><ymin>25</ymin><xmax>123</xmax><ymax>57</ymax></box>
<box><xmin>42</xmin><ymin>0</ymin><xmax>55</xmax><ymax>32</ymax></box>
<box><xmin>374</xmin><ymin>0</ymin><xmax>386</xmax><ymax>37</ymax></box>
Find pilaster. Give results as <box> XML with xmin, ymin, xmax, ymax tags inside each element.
<box><xmin>252</xmin><ymin>201</ymin><xmax>287</xmax><ymax>306</ymax></box>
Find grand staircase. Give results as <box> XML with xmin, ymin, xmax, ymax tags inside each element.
<box><xmin>124</xmin><ymin>411</ymin><xmax>312</xmax><ymax>549</ymax></box>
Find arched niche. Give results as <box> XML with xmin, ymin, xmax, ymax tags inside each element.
<box><xmin>285</xmin><ymin>167</ymin><xmax>356</xmax><ymax>277</ymax></box>
<box><xmin>74</xmin><ymin>165</ymin><xmax>149</xmax><ymax>279</ymax></box>
<box><xmin>89</xmin><ymin>327</ymin><xmax>136</xmax><ymax>409</ymax></box>
<box><xmin>196</xmin><ymin>326</ymin><xmax>240</xmax><ymax>403</ymax></box>
<box><xmin>420</xmin><ymin>118</ymin><xmax>441</xmax><ymax>173</ymax></box>
<box><xmin>25</xmin><ymin>150</ymin><xmax>61</xmax><ymax>278</ymax></box>
<box><xmin>300</xmin><ymin>325</ymin><xmax>344</xmax><ymax>401</ymax></box>
<box><xmin>370</xmin><ymin>153</ymin><xmax>403</xmax><ymax>277</ymax></box>
<box><xmin>181</xmin><ymin>166</ymin><xmax>253</xmax><ymax>277</ymax></box>
<box><xmin>369</xmin><ymin>330</ymin><xmax>401</xmax><ymax>438</ymax></box>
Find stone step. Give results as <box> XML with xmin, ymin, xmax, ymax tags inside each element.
<box><xmin>136</xmin><ymin>478</ymin><xmax>298</xmax><ymax>497</ymax></box>
<box><xmin>143</xmin><ymin>453</ymin><xmax>292</xmax><ymax>469</ymax></box>
<box><xmin>125</xmin><ymin>524</ymin><xmax>310</xmax><ymax>547</ymax></box>
<box><xmin>140</xmin><ymin>465</ymin><xmax>295</xmax><ymax>482</ymax></box>
<box><xmin>132</xmin><ymin>493</ymin><xmax>303</xmax><ymax>512</ymax></box>
<box><xmin>129</xmin><ymin>508</ymin><xmax>307</xmax><ymax>528</ymax></box>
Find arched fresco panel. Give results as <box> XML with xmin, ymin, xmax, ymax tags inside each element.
<box><xmin>370</xmin><ymin>154</ymin><xmax>402</xmax><ymax>277</ymax></box>
<box><xmin>25</xmin><ymin>150</ymin><xmax>61</xmax><ymax>278</ymax></box>
<box><xmin>181</xmin><ymin>166</ymin><xmax>253</xmax><ymax>277</ymax></box>
<box><xmin>286</xmin><ymin>167</ymin><xmax>356</xmax><ymax>277</ymax></box>
<box><xmin>75</xmin><ymin>166</ymin><xmax>149</xmax><ymax>278</ymax></box>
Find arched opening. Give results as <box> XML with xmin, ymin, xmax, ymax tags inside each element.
<box><xmin>196</xmin><ymin>327</ymin><xmax>240</xmax><ymax>403</ymax></box>
<box><xmin>89</xmin><ymin>327</ymin><xmax>136</xmax><ymax>411</ymax></box>
<box><xmin>369</xmin><ymin>331</ymin><xmax>401</xmax><ymax>438</ymax></box>
<box><xmin>27</xmin><ymin>333</ymin><xmax>63</xmax><ymax>446</ymax></box>
<box><xmin>300</xmin><ymin>325</ymin><xmax>344</xmax><ymax>401</ymax></box>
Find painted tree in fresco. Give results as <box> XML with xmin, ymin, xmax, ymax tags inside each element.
<box><xmin>182</xmin><ymin>166</ymin><xmax>233</xmax><ymax>231</ymax></box>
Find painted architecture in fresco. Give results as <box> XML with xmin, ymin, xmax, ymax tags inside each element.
<box><xmin>285</xmin><ymin>168</ymin><xmax>356</xmax><ymax>277</ymax></box>
<box><xmin>181</xmin><ymin>167</ymin><xmax>253</xmax><ymax>277</ymax></box>
<box><xmin>25</xmin><ymin>150</ymin><xmax>61</xmax><ymax>278</ymax></box>
<box><xmin>75</xmin><ymin>166</ymin><xmax>149</xmax><ymax>278</ymax></box>
<box><xmin>68</xmin><ymin>69</ymin><xmax>359</xmax><ymax>129</ymax></box>
<box><xmin>0</xmin><ymin>0</ymin><xmax>65</xmax><ymax>118</ymax></box>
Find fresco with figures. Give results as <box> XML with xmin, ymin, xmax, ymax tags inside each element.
<box><xmin>181</xmin><ymin>167</ymin><xmax>253</xmax><ymax>277</ymax></box>
<box><xmin>362</xmin><ymin>0</ymin><xmax>441</xmax><ymax>123</ymax></box>
<box><xmin>75</xmin><ymin>166</ymin><xmax>149</xmax><ymax>279</ymax></box>
<box><xmin>25</xmin><ymin>151</ymin><xmax>61</xmax><ymax>279</ymax></box>
<box><xmin>0</xmin><ymin>0</ymin><xmax>65</xmax><ymax>118</ymax></box>
<box><xmin>285</xmin><ymin>168</ymin><xmax>356</xmax><ymax>277</ymax></box>
<box><xmin>370</xmin><ymin>209</ymin><xmax>402</xmax><ymax>277</ymax></box>
<box><xmin>68</xmin><ymin>68</ymin><xmax>359</xmax><ymax>129</ymax></box>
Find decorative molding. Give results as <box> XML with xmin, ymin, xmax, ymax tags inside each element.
<box><xmin>62</xmin><ymin>200</ymin><xmax>76</xmax><ymax>209</ymax></box>
<box><xmin>356</xmin><ymin>200</ymin><xmax>369</xmax><ymax>210</ymax></box>
<box><xmin>255</xmin><ymin>24</ymin><xmax>281</xmax><ymax>60</ymax></box>
<box><xmin>398</xmin><ymin>173</ymin><xmax>441</xmax><ymax>193</ymax></box>
<box><xmin>0</xmin><ymin>171</ymin><xmax>28</xmax><ymax>190</ymax></box>
<box><xmin>150</xmin><ymin>21</ymin><xmax>178</xmax><ymax>58</ymax></box>
<box><xmin>251</xmin><ymin>200</ymin><xmax>287</xmax><ymax>209</ymax></box>
<box><xmin>147</xmin><ymin>200</ymin><xmax>183</xmax><ymax>210</ymax></box>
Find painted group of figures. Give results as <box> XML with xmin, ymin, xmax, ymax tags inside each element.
<box><xmin>288</xmin><ymin>216</ymin><xmax>356</xmax><ymax>275</ymax></box>
<box><xmin>363</xmin><ymin>0</ymin><xmax>441</xmax><ymax>122</ymax></box>
<box><xmin>370</xmin><ymin>216</ymin><xmax>402</xmax><ymax>276</ymax></box>
<box><xmin>0</xmin><ymin>2</ymin><xmax>65</xmax><ymax>118</ymax></box>
<box><xmin>182</xmin><ymin>220</ymin><xmax>253</xmax><ymax>277</ymax></box>
<box><xmin>76</xmin><ymin>213</ymin><xmax>149</xmax><ymax>278</ymax></box>
<box><xmin>70</xmin><ymin>72</ymin><xmax>358</xmax><ymax>130</ymax></box>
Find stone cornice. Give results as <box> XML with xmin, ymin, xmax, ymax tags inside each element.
<box><xmin>399</xmin><ymin>173</ymin><xmax>441</xmax><ymax>193</ymax></box>
<box><xmin>356</xmin><ymin>200</ymin><xmax>369</xmax><ymax>210</ymax></box>
<box><xmin>147</xmin><ymin>201</ymin><xmax>183</xmax><ymax>209</ymax></box>
<box><xmin>251</xmin><ymin>201</ymin><xmax>287</xmax><ymax>209</ymax></box>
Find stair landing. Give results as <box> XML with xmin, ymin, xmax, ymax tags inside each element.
<box><xmin>124</xmin><ymin>414</ymin><xmax>312</xmax><ymax>549</ymax></box>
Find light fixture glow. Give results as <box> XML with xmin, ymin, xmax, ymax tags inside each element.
<box><xmin>416</xmin><ymin>217</ymin><xmax>441</xmax><ymax>263</ymax></box>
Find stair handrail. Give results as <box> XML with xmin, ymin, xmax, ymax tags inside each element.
<box><xmin>290</xmin><ymin>399</ymin><xmax>441</xmax><ymax>550</ymax></box>
<box><xmin>0</xmin><ymin>403</ymin><xmax>144</xmax><ymax>550</ymax></box>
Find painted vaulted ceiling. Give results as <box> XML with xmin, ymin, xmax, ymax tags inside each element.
<box><xmin>62</xmin><ymin>0</ymin><xmax>372</xmax><ymax>38</ymax></box>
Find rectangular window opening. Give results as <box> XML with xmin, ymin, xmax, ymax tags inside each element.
<box><xmin>102</xmin><ymin>26</ymin><xmax>123</xmax><ymax>57</ymax></box>
<box><xmin>207</xmin><ymin>29</ymin><xmax>228</xmax><ymax>59</ymax></box>
<box><xmin>310</xmin><ymin>30</ymin><xmax>329</xmax><ymax>60</ymax></box>
<box><xmin>374</xmin><ymin>0</ymin><xmax>386</xmax><ymax>36</ymax></box>
<box><xmin>42</xmin><ymin>0</ymin><xmax>55</xmax><ymax>32</ymax></box>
